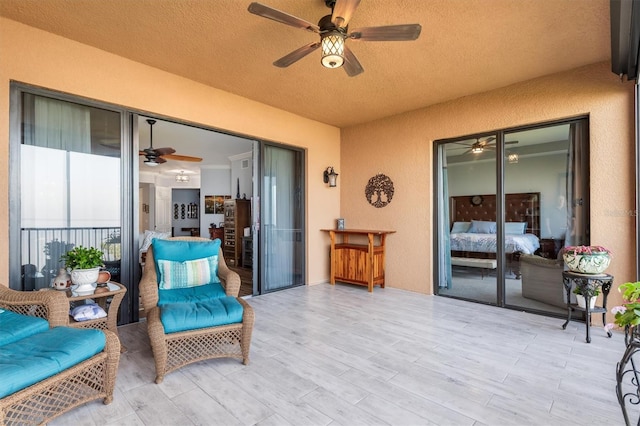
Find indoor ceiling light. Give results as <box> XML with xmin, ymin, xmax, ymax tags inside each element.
<box><xmin>321</xmin><ymin>31</ymin><xmax>345</xmax><ymax>68</ymax></box>
<box><xmin>145</xmin><ymin>160</ymin><xmax>158</xmax><ymax>167</ymax></box>
<box><xmin>508</xmin><ymin>153</ymin><xmax>519</xmax><ymax>164</ymax></box>
<box><xmin>175</xmin><ymin>171</ymin><xmax>190</xmax><ymax>182</ymax></box>
<box><xmin>471</xmin><ymin>144</ymin><xmax>483</xmax><ymax>154</ymax></box>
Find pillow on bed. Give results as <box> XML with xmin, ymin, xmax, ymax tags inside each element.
<box><xmin>468</xmin><ymin>220</ymin><xmax>496</xmax><ymax>234</ymax></box>
<box><xmin>505</xmin><ymin>222</ymin><xmax>527</xmax><ymax>234</ymax></box>
<box><xmin>450</xmin><ymin>221</ymin><xmax>471</xmax><ymax>234</ymax></box>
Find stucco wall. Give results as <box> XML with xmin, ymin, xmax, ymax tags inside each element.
<box><xmin>341</xmin><ymin>62</ymin><xmax>636</xmax><ymax>319</ymax></box>
<box><xmin>0</xmin><ymin>17</ymin><xmax>340</xmax><ymax>287</ymax></box>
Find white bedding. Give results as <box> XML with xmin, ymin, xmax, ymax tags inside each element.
<box><xmin>450</xmin><ymin>232</ymin><xmax>540</xmax><ymax>254</ymax></box>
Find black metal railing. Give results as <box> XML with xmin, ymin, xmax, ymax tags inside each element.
<box><xmin>20</xmin><ymin>227</ymin><xmax>120</xmax><ymax>291</ymax></box>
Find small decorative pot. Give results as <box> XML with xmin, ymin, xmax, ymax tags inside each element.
<box><xmin>52</xmin><ymin>268</ymin><xmax>71</xmax><ymax>290</ymax></box>
<box><xmin>563</xmin><ymin>251</ymin><xmax>611</xmax><ymax>274</ymax></box>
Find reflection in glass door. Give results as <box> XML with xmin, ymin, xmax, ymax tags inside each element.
<box><xmin>436</xmin><ymin>118</ymin><xmax>590</xmax><ymax>315</ymax></box>
<box><xmin>13</xmin><ymin>93</ymin><xmax>123</xmax><ymax>294</ymax></box>
<box><xmin>260</xmin><ymin>144</ymin><xmax>305</xmax><ymax>293</ymax></box>
<box><xmin>504</xmin><ymin>120</ymin><xmax>589</xmax><ymax>314</ymax></box>
<box><xmin>436</xmin><ymin>136</ymin><xmax>498</xmax><ymax>304</ymax></box>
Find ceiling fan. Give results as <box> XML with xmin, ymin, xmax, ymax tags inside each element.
<box><xmin>139</xmin><ymin>119</ymin><xmax>203</xmax><ymax>167</ymax></box>
<box><xmin>456</xmin><ymin>137</ymin><xmax>519</xmax><ymax>155</ymax></box>
<box><xmin>248</xmin><ymin>0</ymin><xmax>422</xmax><ymax>77</ymax></box>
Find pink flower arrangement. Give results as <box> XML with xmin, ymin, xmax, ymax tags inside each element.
<box><xmin>564</xmin><ymin>245</ymin><xmax>612</xmax><ymax>255</ymax></box>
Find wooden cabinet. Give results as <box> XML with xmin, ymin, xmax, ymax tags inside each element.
<box><xmin>242</xmin><ymin>236</ymin><xmax>253</xmax><ymax>268</ymax></box>
<box><xmin>208</xmin><ymin>227</ymin><xmax>224</xmax><ymax>241</ymax></box>
<box><xmin>223</xmin><ymin>199</ymin><xmax>250</xmax><ymax>267</ymax></box>
<box><xmin>321</xmin><ymin>229</ymin><xmax>395</xmax><ymax>292</ymax></box>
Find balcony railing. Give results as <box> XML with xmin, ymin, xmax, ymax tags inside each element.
<box><xmin>20</xmin><ymin>227</ymin><xmax>120</xmax><ymax>291</ymax></box>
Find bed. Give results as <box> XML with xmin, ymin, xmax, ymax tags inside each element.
<box><xmin>449</xmin><ymin>192</ymin><xmax>541</xmax><ymax>276</ymax></box>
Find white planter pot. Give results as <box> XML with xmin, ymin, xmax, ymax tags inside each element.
<box><xmin>576</xmin><ymin>294</ymin><xmax>597</xmax><ymax>309</ymax></box>
<box><xmin>70</xmin><ymin>267</ymin><xmax>100</xmax><ymax>295</ymax></box>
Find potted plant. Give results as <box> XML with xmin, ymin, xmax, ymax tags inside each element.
<box><xmin>608</xmin><ymin>282</ymin><xmax>640</xmax><ymax>335</ymax></box>
<box><xmin>563</xmin><ymin>245</ymin><xmax>612</xmax><ymax>274</ymax></box>
<box><xmin>573</xmin><ymin>284</ymin><xmax>601</xmax><ymax>309</ymax></box>
<box><xmin>60</xmin><ymin>246</ymin><xmax>104</xmax><ymax>295</ymax></box>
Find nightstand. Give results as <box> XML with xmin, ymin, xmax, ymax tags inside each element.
<box><xmin>538</xmin><ymin>238</ymin><xmax>564</xmax><ymax>259</ymax></box>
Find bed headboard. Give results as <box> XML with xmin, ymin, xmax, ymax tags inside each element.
<box><xmin>449</xmin><ymin>192</ymin><xmax>540</xmax><ymax>237</ymax></box>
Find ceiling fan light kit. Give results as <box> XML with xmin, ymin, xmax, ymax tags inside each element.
<box><xmin>321</xmin><ymin>31</ymin><xmax>345</xmax><ymax>68</ymax></box>
<box><xmin>248</xmin><ymin>0</ymin><xmax>421</xmax><ymax>76</ymax></box>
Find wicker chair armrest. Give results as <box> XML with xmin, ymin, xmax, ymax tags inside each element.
<box><xmin>217</xmin><ymin>249</ymin><xmax>240</xmax><ymax>297</ymax></box>
<box><xmin>139</xmin><ymin>245</ymin><xmax>160</xmax><ymax>311</ymax></box>
<box><xmin>0</xmin><ymin>285</ymin><xmax>69</xmax><ymax>327</ymax></box>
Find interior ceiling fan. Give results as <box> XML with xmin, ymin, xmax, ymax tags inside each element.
<box><xmin>456</xmin><ymin>137</ymin><xmax>519</xmax><ymax>155</ymax></box>
<box><xmin>248</xmin><ymin>0</ymin><xmax>422</xmax><ymax>77</ymax></box>
<box><xmin>139</xmin><ymin>119</ymin><xmax>203</xmax><ymax>166</ymax></box>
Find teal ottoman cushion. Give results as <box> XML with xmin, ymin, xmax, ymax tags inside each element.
<box><xmin>158</xmin><ymin>283</ymin><xmax>226</xmax><ymax>306</ymax></box>
<box><xmin>160</xmin><ymin>296</ymin><xmax>243</xmax><ymax>334</ymax></box>
<box><xmin>0</xmin><ymin>309</ymin><xmax>49</xmax><ymax>347</ymax></box>
<box><xmin>0</xmin><ymin>326</ymin><xmax>106</xmax><ymax>398</ymax></box>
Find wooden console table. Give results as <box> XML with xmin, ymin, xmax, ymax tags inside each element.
<box><xmin>321</xmin><ymin>229</ymin><xmax>395</xmax><ymax>292</ymax></box>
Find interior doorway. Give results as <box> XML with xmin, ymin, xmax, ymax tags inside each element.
<box><xmin>136</xmin><ymin>116</ymin><xmax>255</xmax><ymax>299</ymax></box>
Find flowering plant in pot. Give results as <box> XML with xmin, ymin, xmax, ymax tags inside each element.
<box><xmin>607</xmin><ymin>282</ymin><xmax>640</xmax><ymax>338</ymax></box>
<box><xmin>563</xmin><ymin>245</ymin><xmax>612</xmax><ymax>274</ymax></box>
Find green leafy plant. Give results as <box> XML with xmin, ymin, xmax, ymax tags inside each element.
<box><xmin>60</xmin><ymin>246</ymin><xmax>104</xmax><ymax>270</ymax></box>
<box><xmin>573</xmin><ymin>285</ymin><xmax>601</xmax><ymax>297</ymax></box>
<box><xmin>610</xmin><ymin>282</ymin><xmax>640</xmax><ymax>328</ymax></box>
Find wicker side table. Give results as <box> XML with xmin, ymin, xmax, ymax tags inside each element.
<box><xmin>50</xmin><ymin>282</ymin><xmax>127</xmax><ymax>352</ymax></box>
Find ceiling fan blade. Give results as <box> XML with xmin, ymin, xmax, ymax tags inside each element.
<box><xmin>482</xmin><ymin>136</ymin><xmax>496</xmax><ymax>144</ymax></box>
<box><xmin>161</xmin><ymin>154</ymin><xmax>203</xmax><ymax>162</ymax></box>
<box><xmin>273</xmin><ymin>42</ymin><xmax>320</xmax><ymax>67</ymax></box>
<box><xmin>154</xmin><ymin>147</ymin><xmax>176</xmax><ymax>156</ymax></box>
<box><xmin>506</xmin><ymin>140</ymin><xmax>519</xmax><ymax>145</ymax></box>
<box><xmin>349</xmin><ymin>24</ymin><xmax>422</xmax><ymax>41</ymax></box>
<box><xmin>331</xmin><ymin>0</ymin><xmax>361</xmax><ymax>28</ymax></box>
<box><xmin>342</xmin><ymin>46</ymin><xmax>364</xmax><ymax>77</ymax></box>
<box><xmin>248</xmin><ymin>2</ymin><xmax>319</xmax><ymax>33</ymax></box>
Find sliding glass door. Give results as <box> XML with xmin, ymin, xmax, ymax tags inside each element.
<box><xmin>435</xmin><ymin>118</ymin><xmax>590</xmax><ymax>315</ymax></box>
<box><xmin>259</xmin><ymin>143</ymin><xmax>305</xmax><ymax>293</ymax></box>
<box><xmin>10</xmin><ymin>84</ymin><xmax>135</xmax><ymax>322</ymax></box>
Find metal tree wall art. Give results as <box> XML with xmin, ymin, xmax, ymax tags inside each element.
<box><xmin>365</xmin><ymin>174</ymin><xmax>394</xmax><ymax>208</ymax></box>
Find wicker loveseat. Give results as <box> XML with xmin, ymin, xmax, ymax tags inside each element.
<box><xmin>139</xmin><ymin>237</ymin><xmax>254</xmax><ymax>384</ymax></box>
<box><xmin>0</xmin><ymin>286</ymin><xmax>120</xmax><ymax>425</ymax></box>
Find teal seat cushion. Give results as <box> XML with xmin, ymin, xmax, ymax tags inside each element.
<box><xmin>0</xmin><ymin>309</ymin><xmax>49</xmax><ymax>347</ymax></box>
<box><xmin>158</xmin><ymin>282</ymin><xmax>226</xmax><ymax>306</ymax></box>
<box><xmin>0</xmin><ymin>326</ymin><xmax>106</xmax><ymax>398</ymax></box>
<box><xmin>152</xmin><ymin>239</ymin><xmax>221</xmax><ymax>285</ymax></box>
<box><xmin>160</xmin><ymin>296</ymin><xmax>243</xmax><ymax>334</ymax></box>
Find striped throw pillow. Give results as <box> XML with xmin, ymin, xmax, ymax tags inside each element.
<box><xmin>157</xmin><ymin>255</ymin><xmax>219</xmax><ymax>289</ymax></box>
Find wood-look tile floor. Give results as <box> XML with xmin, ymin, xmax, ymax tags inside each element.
<box><xmin>51</xmin><ymin>284</ymin><xmax>626</xmax><ymax>425</ymax></box>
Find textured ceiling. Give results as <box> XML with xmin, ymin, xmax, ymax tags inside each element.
<box><xmin>0</xmin><ymin>0</ymin><xmax>611</xmax><ymax>128</ymax></box>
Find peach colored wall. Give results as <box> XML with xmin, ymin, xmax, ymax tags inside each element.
<box><xmin>341</xmin><ymin>62</ymin><xmax>636</xmax><ymax>322</ymax></box>
<box><xmin>0</xmin><ymin>18</ymin><xmax>340</xmax><ymax>287</ymax></box>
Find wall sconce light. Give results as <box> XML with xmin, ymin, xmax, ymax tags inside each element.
<box><xmin>323</xmin><ymin>167</ymin><xmax>339</xmax><ymax>187</ymax></box>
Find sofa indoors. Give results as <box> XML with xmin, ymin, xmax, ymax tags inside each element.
<box><xmin>0</xmin><ymin>286</ymin><xmax>120</xmax><ymax>425</ymax></box>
